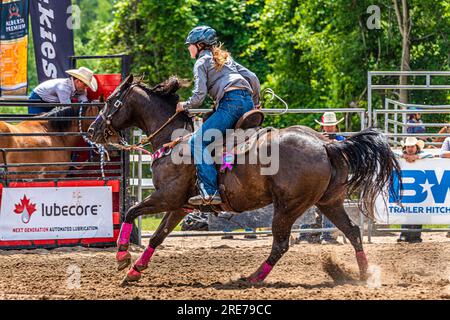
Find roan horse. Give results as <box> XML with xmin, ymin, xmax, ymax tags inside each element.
<box><xmin>0</xmin><ymin>105</ymin><xmax>100</xmax><ymax>180</ymax></box>
<box><xmin>88</xmin><ymin>75</ymin><xmax>401</xmax><ymax>285</ymax></box>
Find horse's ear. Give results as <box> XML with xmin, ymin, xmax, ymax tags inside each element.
<box><xmin>135</xmin><ymin>73</ymin><xmax>146</xmax><ymax>84</ymax></box>
<box><xmin>124</xmin><ymin>74</ymin><xmax>133</xmax><ymax>86</ymax></box>
<box><xmin>108</xmin><ymin>74</ymin><xmax>134</xmax><ymax>100</ymax></box>
<box><xmin>99</xmin><ymin>94</ymin><xmax>105</xmax><ymax>103</ymax></box>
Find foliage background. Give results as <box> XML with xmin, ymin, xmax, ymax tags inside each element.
<box><xmin>26</xmin><ymin>0</ymin><xmax>450</xmax><ymax>130</ymax></box>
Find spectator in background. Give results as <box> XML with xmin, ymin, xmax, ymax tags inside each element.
<box><xmin>406</xmin><ymin>110</ymin><xmax>426</xmax><ymax>134</ymax></box>
<box><xmin>315</xmin><ymin>111</ymin><xmax>345</xmax><ymax>142</ymax></box>
<box><xmin>396</xmin><ymin>137</ymin><xmax>433</xmax><ymax>243</ymax></box>
<box><xmin>432</xmin><ymin>124</ymin><xmax>450</xmax><ymax>144</ymax></box>
<box><xmin>397</xmin><ymin>137</ymin><xmax>434</xmax><ymax>162</ymax></box>
<box><xmin>297</xmin><ymin>112</ymin><xmax>344</xmax><ymax>245</ymax></box>
<box><xmin>28</xmin><ymin>67</ymin><xmax>98</xmax><ymax>114</ymax></box>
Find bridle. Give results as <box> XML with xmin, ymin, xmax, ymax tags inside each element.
<box><xmin>96</xmin><ymin>82</ymin><xmax>139</xmax><ymax>143</ymax></box>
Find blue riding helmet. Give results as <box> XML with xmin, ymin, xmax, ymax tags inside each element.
<box><xmin>185</xmin><ymin>26</ymin><xmax>217</xmax><ymax>46</ymax></box>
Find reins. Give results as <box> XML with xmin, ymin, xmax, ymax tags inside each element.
<box><xmin>136</xmin><ymin>110</ymin><xmax>183</xmax><ymax>148</ymax></box>
<box><xmin>102</xmin><ymin>83</ymin><xmax>287</xmax><ymax>163</ymax></box>
<box><xmin>107</xmin><ymin>109</ymin><xmax>183</xmax><ymax>156</ymax></box>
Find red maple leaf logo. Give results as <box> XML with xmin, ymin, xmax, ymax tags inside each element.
<box><xmin>14</xmin><ymin>195</ymin><xmax>37</xmax><ymax>217</ymax></box>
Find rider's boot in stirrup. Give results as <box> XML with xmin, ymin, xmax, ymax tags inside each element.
<box><xmin>188</xmin><ymin>193</ymin><xmax>223</xmax><ymax>206</ymax></box>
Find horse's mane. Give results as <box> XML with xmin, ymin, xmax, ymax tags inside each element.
<box><xmin>134</xmin><ymin>76</ymin><xmax>193</xmax><ymax>124</ymax></box>
<box><xmin>39</xmin><ymin>106</ymin><xmax>80</xmax><ymax>132</ymax></box>
<box><xmin>136</xmin><ymin>76</ymin><xmax>189</xmax><ymax>107</ymax></box>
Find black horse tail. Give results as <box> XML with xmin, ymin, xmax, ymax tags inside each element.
<box><xmin>324</xmin><ymin>128</ymin><xmax>402</xmax><ymax>220</ymax></box>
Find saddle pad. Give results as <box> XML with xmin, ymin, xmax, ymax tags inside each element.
<box><xmin>232</xmin><ymin>127</ymin><xmax>274</xmax><ymax>156</ymax></box>
<box><xmin>163</xmin><ymin>127</ymin><xmax>274</xmax><ymax>162</ymax></box>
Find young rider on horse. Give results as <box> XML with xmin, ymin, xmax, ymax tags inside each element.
<box><xmin>176</xmin><ymin>26</ymin><xmax>261</xmax><ymax>206</ymax></box>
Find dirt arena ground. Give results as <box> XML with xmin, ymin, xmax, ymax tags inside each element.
<box><xmin>0</xmin><ymin>232</ymin><xmax>448</xmax><ymax>300</ymax></box>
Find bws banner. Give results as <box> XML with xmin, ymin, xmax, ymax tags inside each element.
<box><xmin>375</xmin><ymin>158</ymin><xmax>450</xmax><ymax>225</ymax></box>
<box><xmin>30</xmin><ymin>0</ymin><xmax>74</xmax><ymax>82</ymax></box>
<box><xmin>0</xmin><ymin>0</ymin><xmax>29</xmax><ymax>95</ymax></box>
<box><xmin>0</xmin><ymin>186</ymin><xmax>113</xmax><ymax>240</ymax></box>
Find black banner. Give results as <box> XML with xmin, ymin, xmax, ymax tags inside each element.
<box><xmin>30</xmin><ymin>0</ymin><xmax>74</xmax><ymax>82</ymax></box>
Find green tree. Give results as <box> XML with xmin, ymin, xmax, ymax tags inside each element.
<box><xmin>94</xmin><ymin>0</ymin><xmax>197</xmax><ymax>83</ymax></box>
<box><xmin>66</xmin><ymin>0</ymin><xmax>450</xmax><ymax>128</ymax></box>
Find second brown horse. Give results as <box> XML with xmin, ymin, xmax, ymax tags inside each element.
<box><xmin>0</xmin><ymin>106</ymin><xmax>99</xmax><ymax>180</ymax></box>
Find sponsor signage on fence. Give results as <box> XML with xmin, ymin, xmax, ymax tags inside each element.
<box><xmin>375</xmin><ymin>158</ymin><xmax>450</xmax><ymax>224</ymax></box>
<box><xmin>0</xmin><ymin>187</ymin><xmax>113</xmax><ymax>240</ymax></box>
<box><xmin>0</xmin><ymin>0</ymin><xmax>29</xmax><ymax>95</ymax></box>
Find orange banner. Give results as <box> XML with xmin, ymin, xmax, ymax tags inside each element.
<box><xmin>0</xmin><ymin>0</ymin><xmax>29</xmax><ymax>96</ymax></box>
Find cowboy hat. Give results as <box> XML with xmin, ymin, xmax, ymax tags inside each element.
<box><xmin>315</xmin><ymin>112</ymin><xmax>344</xmax><ymax>126</ymax></box>
<box><xmin>66</xmin><ymin>67</ymin><xmax>98</xmax><ymax>92</ymax></box>
<box><xmin>401</xmin><ymin>137</ymin><xmax>425</xmax><ymax>151</ymax></box>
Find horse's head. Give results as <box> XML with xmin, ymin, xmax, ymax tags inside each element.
<box><xmin>88</xmin><ymin>74</ymin><xmax>190</xmax><ymax>145</ymax></box>
<box><xmin>88</xmin><ymin>74</ymin><xmax>135</xmax><ymax>144</ymax></box>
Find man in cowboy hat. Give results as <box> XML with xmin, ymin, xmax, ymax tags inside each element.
<box><xmin>315</xmin><ymin>111</ymin><xmax>345</xmax><ymax>141</ymax></box>
<box><xmin>398</xmin><ymin>137</ymin><xmax>433</xmax><ymax>162</ymax></box>
<box><xmin>396</xmin><ymin>137</ymin><xmax>433</xmax><ymax>243</ymax></box>
<box><xmin>28</xmin><ymin>66</ymin><xmax>98</xmax><ymax>114</ymax></box>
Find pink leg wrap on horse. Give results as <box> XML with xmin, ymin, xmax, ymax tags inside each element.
<box><xmin>127</xmin><ymin>268</ymin><xmax>141</xmax><ymax>278</ymax></box>
<box><xmin>356</xmin><ymin>251</ymin><xmax>368</xmax><ymax>272</ymax></box>
<box><xmin>250</xmin><ymin>262</ymin><xmax>273</xmax><ymax>283</ymax></box>
<box><xmin>117</xmin><ymin>222</ymin><xmax>133</xmax><ymax>245</ymax></box>
<box><xmin>135</xmin><ymin>247</ymin><xmax>155</xmax><ymax>267</ymax></box>
<box><xmin>116</xmin><ymin>251</ymin><xmax>130</xmax><ymax>262</ymax></box>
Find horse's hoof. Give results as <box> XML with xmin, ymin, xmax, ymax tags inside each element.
<box><xmin>246</xmin><ymin>262</ymin><xmax>272</xmax><ymax>284</ymax></box>
<box><xmin>356</xmin><ymin>251</ymin><xmax>369</xmax><ymax>281</ymax></box>
<box><xmin>120</xmin><ymin>277</ymin><xmax>133</xmax><ymax>287</ymax></box>
<box><xmin>359</xmin><ymin>272</ymin><xmax>369</xmax><ymax>282</ymax></box>
<box><xmin>246</xmin><ymin>276</ymin><xmax>264</xmax><ymax>284</ymax></box>
<box><xmin>117</xmin><ymin>259</ymin><xmax>131</xmax><ymax>272</ymax></box>
<box><xmin>121</xmin><ymin>268</ymin><xmax>142</xmax><ymax>286</ymax></box>
<box><xmin>116</xmin><ymin>251</ymin><xmax>131</xmax><ymax>271</ymax></box>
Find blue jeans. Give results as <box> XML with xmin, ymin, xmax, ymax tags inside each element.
<box><xmin>189</xmin><ymin>89</ymin><xmax>254</xmax><ymax>196</ymax></box>
<box><xmin>28</xmin><ymin>91</ymin><xmax>52</xmax><ymax>114</ymax></box>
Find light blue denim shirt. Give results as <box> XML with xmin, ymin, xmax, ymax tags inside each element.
<box><xmin>33</xmin><ymin>78</ymin><xmax>88</xmax><ymax>104</ymax></box>
<box><xmin>184</xmin><ymin>50</ymin><xmax>260</xmax><ymax>109</ymax></box>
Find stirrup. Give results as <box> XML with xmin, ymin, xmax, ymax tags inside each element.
<box><xmin>203</xmin><ymin>191</ymin><xmax>222</xmax><ymax>205</ymax></box>
<box><xmin>188</xmin><ymin>193</ymin><xmax>222</xmax><ymax>206</ymax></box>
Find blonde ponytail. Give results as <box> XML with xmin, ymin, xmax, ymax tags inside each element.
<box><xmin>211</xmin><ymin>43</ymin><xmax>230</xmax><ymax>71</ymax></box>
